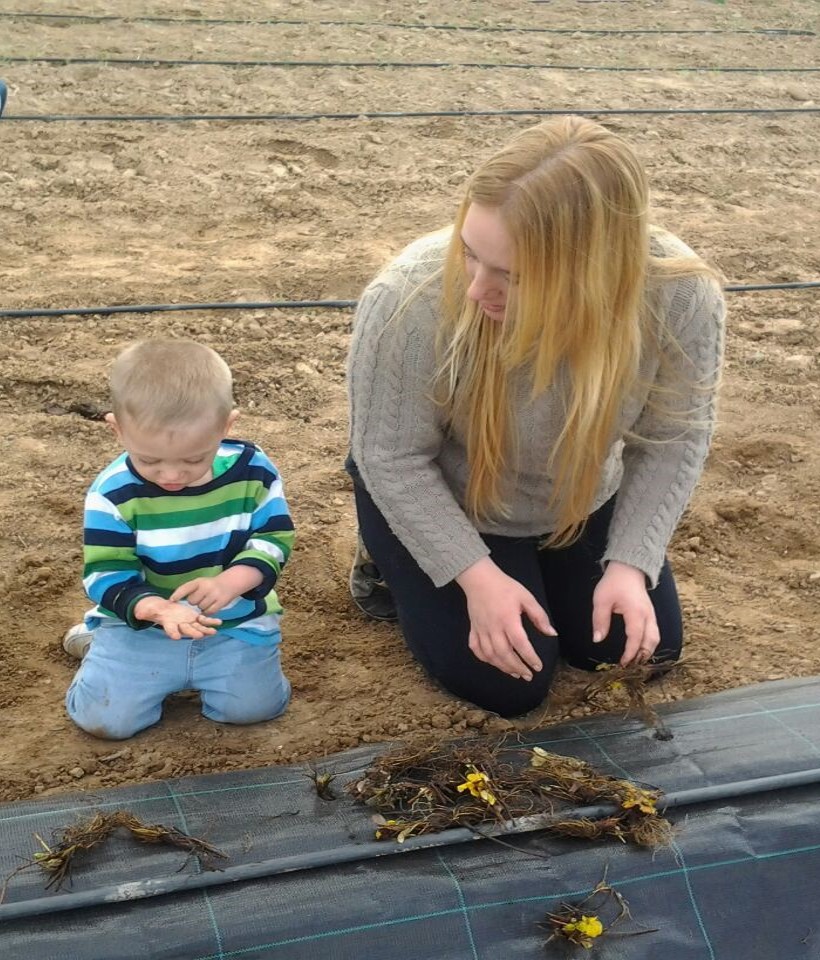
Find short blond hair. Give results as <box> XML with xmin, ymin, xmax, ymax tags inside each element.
<box><xmin>110</xmin><ymin>339</ymin><xmax>234</xmax><ymax>429</ymax></box>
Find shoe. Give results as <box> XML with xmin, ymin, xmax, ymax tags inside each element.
<box><xmin>0</xmin><ymin>80</ymin><xmax>7</xmax><ymax>118</ymax></box>
<box><xmin>63</xmin><ymin>623</ymin><xmax>93</xmax><ymax>659</ymax></box>
<box><xmin>349</xmin><ymin>534</ymin><xmax>398</xmax><ymax>622</ymax></box>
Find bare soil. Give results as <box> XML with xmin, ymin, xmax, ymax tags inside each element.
<box><xmin>0</xmin><ymin>0</ymin><xmax>818</xmax><ymax>802</ymax></box>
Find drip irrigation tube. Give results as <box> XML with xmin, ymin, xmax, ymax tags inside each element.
<box><xmin>6</xmin><ymin>106</ymin><xmax>820</xmax><ymax>123</ymax></box>
<box><xmin>0</xmin><ymin>13</ymin><xmax>813</xmax><ymax>36</ymax></box>
<box><xmin>0</xmin><ymin>766</ymin><xmax>818</xmax><ymax>921</ymax></box>
<box><xmin>726</xmin><ymin>280</ymin><xmax>820</xmax><ymax>292</ymax></box>
<box><xmin>6</xmin><ymin>57</ymin><xmax>820</xmax><ymax>73</ymax></box>
<box><xmin>0</xmin><ymin>282</ymin><xmax>816</xmax><ymax>320</ymax></box>
<box><xmin>0</xmin><ymin>282</ymin><xmax>816</xmax><ymax>321</ymax></box>
<box><xmin>0</xmin><ymin>300</ymin><xmax>357</xmax><ymax>319</ymax></box>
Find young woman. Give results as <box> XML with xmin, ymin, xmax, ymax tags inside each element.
<box><xmin>347</xmin><ymin>116</ymin><xmax>725</xmax><ymax>717</ymax></box>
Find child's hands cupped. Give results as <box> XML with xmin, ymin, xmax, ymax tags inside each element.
<box><xmin>170</xmin><ymin>577</ymin><xmax>234</xmax><ymax>616</ymax></box>
<box><xmin>155</xmin><ymin>602</ymin><xmax>222</xmax><ymax>641</ymax></box>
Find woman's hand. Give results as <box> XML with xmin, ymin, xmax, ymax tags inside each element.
<box><xmin>457</xmin><ymin>557</ymin><xmax>557</xmax><ymax>681</ymax></box>
<box><xmin>592</xmin><ymin>561</ymin><xmax>659</xmax><ymax>665</ymax></box>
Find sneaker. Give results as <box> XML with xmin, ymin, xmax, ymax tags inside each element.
<box><xmin>63</xmin><ymin>623</ymin><xmax>93</xmax><ymax>659</ymax></box>
<box><xmin>349</xmin><ymin>534</ymin><xmax>398</xmax><ymax>622</ymax></box>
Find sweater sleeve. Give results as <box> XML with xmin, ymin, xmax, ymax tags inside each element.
<box><xmin>602</xmin><ymin>274</ymin><xmax>726</xmax><ymax>586</ymax></box>
<box><xmin>348</xmin><ymin>277</ymin><xmax>490</xmax><ymax>587</ymax></box>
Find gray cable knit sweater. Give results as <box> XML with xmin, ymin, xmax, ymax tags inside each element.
<box><xmin>348</xmin><ymin>229</ymin><xmax>725</xmax><ymax>590</ymax></box>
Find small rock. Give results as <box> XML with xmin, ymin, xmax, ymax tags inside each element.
<box><xmin>784</xmin><ymin>84</ymin><xmax>810</xmax><ymax>102</ymax></box>
<box><xmin>465</xmin><ymin>709</ymin><xmax>487</xmax><ymax>728</ymax></box>
<box><xmin>69</xmin><ymin>767</ymin><xmax>85</xmax><ymax>779</ymax></box>
<box><xmin>784</xmin><ymin>353</ymin><xmax>813</xmax><ymax>370</ymax></box>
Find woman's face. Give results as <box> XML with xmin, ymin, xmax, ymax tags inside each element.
<box><xmin>461</xmin><ymin>203</ymin><xmax>514</xmax><ymax>322</ymax></box>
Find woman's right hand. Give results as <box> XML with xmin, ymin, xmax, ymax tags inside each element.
<box><xmin>456</xmin><ymin>557</ymin><xmax>557</xmax><ymax>681</ymax></box>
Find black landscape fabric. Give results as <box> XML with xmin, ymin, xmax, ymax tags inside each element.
<box><xmin>1</xmin><ymin>677</ymin><xmax>819</xmax><ymax>959</ymax></box>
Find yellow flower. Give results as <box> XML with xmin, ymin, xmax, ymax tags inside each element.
<box><xmin>577</xmin><ymin>916</ymin><xmax>603</xmax><ymax>938</ymax></box>
<box><xmin>530</xmin><ymin>746</ymin><xmax>554</xmax><ymax>768</ymax></box>
<box><xmin>456</xmin><ymin>767</ymin><xmax>497</xmax><ymax>805</ymax></box>
<box><xmin>621</xmin><ymin>788</ymin><xmax>658</xmax><ymax>815</ymax></box>
<box><xmin>563</xmin><ymin>915</ymin><xmax>604</xmax><ymax>940</ymax></box>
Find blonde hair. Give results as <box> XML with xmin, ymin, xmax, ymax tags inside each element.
<box><xmin>110</xmin><ymin>339</ymin><xmax>234</xmax><ymax>430</ymax></box>
<box><xmin>438</xmin><ymin>115</ymin><xmax>716</xmax><ymax>545</ymax></box>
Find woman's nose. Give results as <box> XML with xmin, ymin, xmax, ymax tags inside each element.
<box><xmin>466</xmin><ymin>266</ymin><xmax>495</xmax><ymax>302</ymax></box>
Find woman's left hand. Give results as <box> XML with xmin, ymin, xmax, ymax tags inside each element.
<box><xmin>591</xmin><ymin>561</ymin><xmax>659</xmax><ymax>665</ymax></box>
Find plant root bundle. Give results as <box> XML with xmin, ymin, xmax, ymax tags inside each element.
<box><xmin>540</xmin><ymin>871</ymin><xmax>656</xmax><ymax>950</ymax></box>
<box><xmin>577</xmin><ymin>661</ymin><xmax>683</xmax><ymax>740</ymax></box>
<box><xmin>350</xmin><ymin>739</ymin><xmax>672</xmax><ymax>847</ymax></box>
<box><xmin>1</xmin><ymin>810</ymin><xmax>226</xmax><ymax>901</ymax></box>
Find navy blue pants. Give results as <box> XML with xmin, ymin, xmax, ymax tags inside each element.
<box><xmin>351</xmin><ymin>468</ymin><xmax>682</xmax><ymax>717</ymax></box>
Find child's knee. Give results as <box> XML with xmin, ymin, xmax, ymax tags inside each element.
<box><xmin>65</xmin><ymin>684</ymin><xmax>159</xmax><ymax>740</ymax></box>
<box><xmin>66</xmin><ymin>706</ymin><xmax>149</xmax><ymax>740</ymax></box>
<box><xmin>203</xmin><ymin>678</ymin><xmax>291</xmax><ymax>726</ymax></box>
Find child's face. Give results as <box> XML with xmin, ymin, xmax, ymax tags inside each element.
<box><xmin>107</xmin><ymin>411</ymin><xmax>238</xmax><ymax>492</ymax></box>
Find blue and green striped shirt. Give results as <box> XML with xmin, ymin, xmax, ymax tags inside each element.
<box><xmin>83</xmin><ymin>439</ymin><xmax>295</xmax><ymax>645</ymax></box>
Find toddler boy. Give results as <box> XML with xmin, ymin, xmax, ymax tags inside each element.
<box><xmin>64</xmin><ymin>339</ymin><xmax>294</xmax><ymax>739</ymax></box>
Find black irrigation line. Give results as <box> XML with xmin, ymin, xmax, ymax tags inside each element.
<box><xmin>1</xmin><ymin>283</ymin><xmax>817</xmax><ymax>320</ymax></box>
<box><xmin>0</xmin><ymin>12</ymin><xmax>813</xmax><ymax>36</ymax></box>
<box><xmin>6</xmin><ymin>106</ymin><xmax>820</xmax><ymax>123</ymax></box>
<box><xmin>5</xmin><ymin>56</ymin><xmax>820</xmax><ymax>74</ymax></box>
<box><xmin>0</xmin><ymin>301</ymin><xmax>357</xmax><ymax>319</ymax></box>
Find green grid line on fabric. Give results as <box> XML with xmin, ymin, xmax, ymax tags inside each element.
<box><xmin>571</xmin><ymin>722</ymin><xmax>716</xmax><ymax>957</ymax></box>
<box><xmin>759</xmin><ymin>707</ymin><xmax>820</xmax><ymax>760</ymax></box>
<box><xmin>671</xmin><ymin>840</ymin><xmax>716</xmax><ymax>960</ymax></box>
<box><xmin>167</xmin><ymin>782</ymin><xmax>227</xmax><ymax>960</ymax></box>
<box><xmin>435</xmin><ymin>850</ymin><xmax>480</xmax><ymax>960</ymax></box>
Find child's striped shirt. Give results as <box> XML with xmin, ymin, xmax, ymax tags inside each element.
<box><xmin>82</xmin><ymin>439</ymin><xmax>295</xmax><ymax>646</ymax></box>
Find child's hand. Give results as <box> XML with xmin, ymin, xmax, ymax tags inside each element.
<box><xmin>170</xmin><ymin>576</ymin><xmax>238</xmax><ymax>615</ymax></box>
<box><xmin>132</xmin><ymin>596</ymin><xmax>221</xmax><ymax>640</ymax></box>
<box><xmin>154</xmin><ymin>602</ymin><xmax>222</xmax><ymax>641</ymax></box>
<box><xmin>170</xmin><ymin>567</ymin><xmax>264</xmax><ymax>615</ymax></box>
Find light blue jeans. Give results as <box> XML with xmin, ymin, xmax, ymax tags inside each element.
<box><xmin>65</xmin><ymin>622</ymin><xmax>290</xmax><ymax>740</ymax></box>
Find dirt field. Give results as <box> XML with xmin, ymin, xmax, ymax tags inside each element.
<box><xmin>0</xmin><ymin>0</ymin><xmax>818</xmax><ymax>803</ymax></box>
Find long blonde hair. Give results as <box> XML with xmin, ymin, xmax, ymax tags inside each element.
<box><xmin>438</xmin><ymin>116</ymin><xmax>714</xmax><ymax>545</ymax></box>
